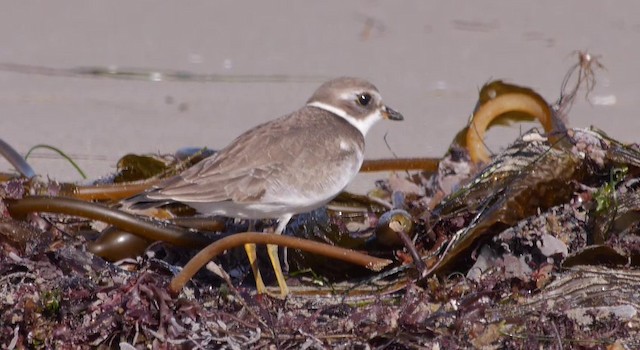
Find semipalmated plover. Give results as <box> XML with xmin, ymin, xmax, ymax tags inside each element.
<box><xmin>139</xmin><ymin>77</ymin><xmax>403</xmax><ymax>295</ymax></box>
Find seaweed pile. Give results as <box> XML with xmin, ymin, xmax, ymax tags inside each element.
<box><xmin>2</xmin><ymin>53</ymin><xmax>639</xmax><ymax>349</ymax></box>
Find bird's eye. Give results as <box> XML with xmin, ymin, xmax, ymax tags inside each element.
<box><xmin>357</xmin><ymin>93</ymin><xmax>372</xmax><ymax>106</ymax></box>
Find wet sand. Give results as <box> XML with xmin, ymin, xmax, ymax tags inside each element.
<box><xmin>1</xmin><ymin>1</ymin><xmax>639</xmax><ymax>191</ymax></box>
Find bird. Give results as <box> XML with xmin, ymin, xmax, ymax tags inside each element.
<box><xmin>135</xmin><ymin>77</ymin><xmax>403</xmax><ymax>296</ymax></box>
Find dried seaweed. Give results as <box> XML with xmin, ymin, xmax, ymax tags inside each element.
<box><xmin>2</xmin><ymin>53</ymin><xmax>640</xmax><ymax>348</ymax></box>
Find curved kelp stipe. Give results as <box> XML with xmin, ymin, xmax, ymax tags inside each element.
<box><xmin>5</xmin><ymin>196</ymin><xmax>393</xmax><ymax>294</ymax></box>
<box><xmin>5</xmin><ymin>196</ymin><xmax>211</xmax><ymax>248</ymax></box>
<box><xmin>465</xmin><ymin>81</ymin><xmax>558</xmax><ymax>164</ymax></box>
<box><xmin>168</xmin><ymin>232</ymin><xmax>392</xmax><ymax>296</ymax></box>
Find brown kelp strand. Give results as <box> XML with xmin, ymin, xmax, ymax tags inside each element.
<box><xmin>360</xmin><ymin>157</ymin><xmax>440</xmax><ymax>172</ymax></box>
<box><xmin>5</xmin><ymin>196</ymin><xmax>212</xmax><ymax>248</ymax></box>
<box><xmin>88</xmin><ymin>218</ymin><xmax>226</xmax><ymax>261</ymax></box>
<box><xmin>169</xmin><ymin>232</ymin><xmax>392</xmax><ymax>296</ymax></box>
<box><xmin>64</xmin><ymin>157</ymin><xmax>439</xmax><ymax>202</ymax></box>
<box><xmin>169</xmin><ymin>216</ymin><xmax>226</xmax><ymax>232</ymax></box>
<box><xmin>465</xmin><ymin>81</ymin><xmax>558</xmax><ymax>164</ymax></box>
<box><xmin>61</xmin><ymin>180</ymin><xmax>160</xmax><ymax>201</ymax></box>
